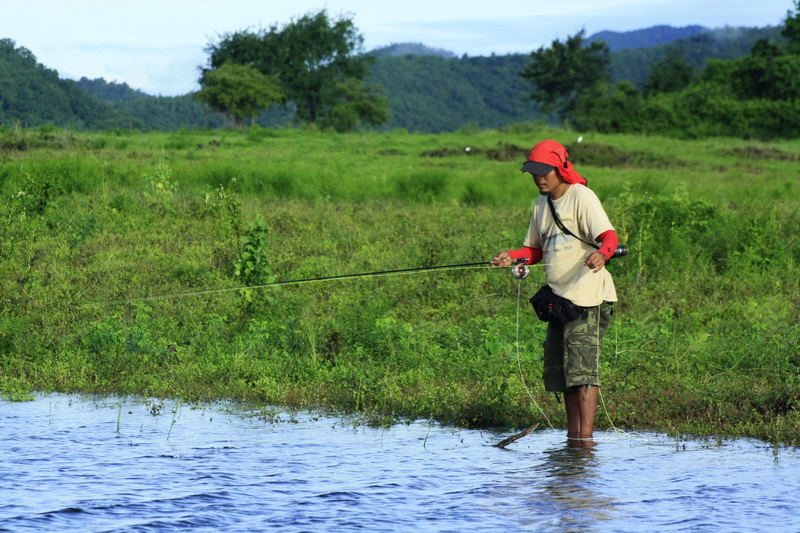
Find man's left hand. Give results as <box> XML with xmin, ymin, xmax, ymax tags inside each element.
<box><xmin>584</xmin><ymin>251</ymin><xmax>607</xmax><ymax>273</ymax></box>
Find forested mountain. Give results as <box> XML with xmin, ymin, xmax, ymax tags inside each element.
<box><xmin>0</xmin><ymin>39</ymin><xmax>221</xmax><ymax>130</ymax></box>
<box><xmin>367</xmin><ymin>25</ymin><xmax>784</xmax><ymax>132</ymax></box>
<box><xmin>609</xmin><ymin>25</ymin><xmax>783</xmax><ymax>86</ymax></box>
<box><xmin>74</xmin><ymin>77</ymin><xmax>228</xmax><ymax>130</ymax></box>
<box><xmin>0</xmin><ymin>38</ymin><xmax>119</xmax><ymax>129</ymax></box>
<box><xmin>367</xmin><ymin>54</ymin><xmax>540</xmax><ymax>132</ymax></box>
<box><xmin>588</xmin><ymin>25</ymin><xmax>709</xmax><ymax>51</ymax></box>
<box><xmin>75</xmin><ymin>77</ymin><xmax>150</xmax><ymax>103</ymax></box>
<box><xmin>370</xmin><ymin>43</ymin><xmax>456</xmax><ymax>59</ymax></box>
<box><xmin>0</xmin><ymin>24</ymin><xmax>787</xmax><ymax>133</ymax></box>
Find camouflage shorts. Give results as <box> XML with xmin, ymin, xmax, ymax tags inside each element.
<box><xmin>542</xmin><ymin>302</ymin><xmax>613</xmax><ymax>392</ymax></box>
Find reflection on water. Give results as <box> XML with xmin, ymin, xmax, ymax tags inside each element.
<box><xmin>1</xmin><ymin>394</ymin><xmax>799</xmax><ymax>532</ymax></box>
<box><xmin>537</xmin><ymin>441</ymin><xmax>615</xmax><ymax>529</ymax></box>
<box><xmin>499</xmin><ymin>438</ymin><xmax>616</xmax><ymax>530</ymax></box>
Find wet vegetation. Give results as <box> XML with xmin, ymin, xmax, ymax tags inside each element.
<box><xmin>1</xmin><ymin>125</ymin><xmax>798</xmax><ymax>446</ymax></box>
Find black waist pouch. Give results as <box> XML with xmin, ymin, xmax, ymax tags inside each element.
<box><xmin>529</xmin><ymin>285</ymin><xmax>584</xmax><ymax>323</ymax></box>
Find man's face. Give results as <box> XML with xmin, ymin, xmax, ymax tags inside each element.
<box><xmin>531</xmin><ymin>169</ymin><xmax>562</xmax><ymax>195</ymax></box>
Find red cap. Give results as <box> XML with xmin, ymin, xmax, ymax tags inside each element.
<box><xmin>522</xmin><ymin>139</ymin><xmax>586</xmax><ymax>185</ymax></box>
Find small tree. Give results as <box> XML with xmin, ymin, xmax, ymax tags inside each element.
<box><xmin>195</xmin><ymin>63</ymin><xmax>283</xmax><ymax>127</ymax></box>
<box><xmin>323</xmin><ymin>78</ymin><xmax>390</xmax><ymax>132</ymax></box>
<box><xmin>520</xmin><ymin>30</ymin><xmax>610</xmax><ymax>117</ymax></box>
<box><xmin>571</xmin><ymin>81</ymin><xmax>644</xmax><ymax>133</ymax></box>
<box><xmin>782</xmin><ymin>0</ymin><xmax>800</xmax><ymax>54</ymax></box>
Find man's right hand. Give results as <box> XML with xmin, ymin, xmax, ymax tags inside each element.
<box><xmin>491</xmin><ymin>251</ymin><xmax>514</xmax><ymax>267</ymax></box>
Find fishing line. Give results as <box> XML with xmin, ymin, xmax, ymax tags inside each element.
<box><xmin>514</xmin><ymin>277</ymin><xmax>555</xmax><ymax>430</ymax></box>
<box><xmin>597</xmin><ymin>330</ymin><xmax>642</xmax><ymax>442</ymax></box>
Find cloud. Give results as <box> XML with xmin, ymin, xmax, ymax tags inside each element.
<box><xmin>37</xmin><ymin>42</ymin><xmax>205</xmax><ymax>95</ymax></box>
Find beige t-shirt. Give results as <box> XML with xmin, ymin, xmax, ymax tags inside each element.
<box><xmin>523</xmin><ymin>184</ymin><xmax>617</xmax><ymax>307</ymax></box>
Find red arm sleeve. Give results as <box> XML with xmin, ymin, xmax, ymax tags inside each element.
<box><xmin>507</xmin><ymin>246</ymin><xmax>543</xmax><ymax>265</ymax></box>
<box><xmin>596</xmin><ymin>230</ymin><xmax>619</xmax><ymax>260</ymax></box>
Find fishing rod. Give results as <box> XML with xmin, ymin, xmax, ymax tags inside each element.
<box><xmin>81</xmin><ymin>259</ymin><xmax>532</xmax><ymax>308</ymax></box>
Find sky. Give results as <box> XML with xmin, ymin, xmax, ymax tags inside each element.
<box><xmin>3</xmin><ymin>0</ymin><xmax>795</xmax><ymax>96</ymax></box>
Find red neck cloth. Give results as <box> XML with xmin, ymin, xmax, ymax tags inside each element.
<box><xmin>526</xmin><ymin>140</ymin><xmax>587</xmax><ymax>185</ymax></box>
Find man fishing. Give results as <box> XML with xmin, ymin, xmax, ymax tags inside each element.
<box><xmin>491</xmin><ymin>139</ymin><xmax>619</xmax><ymax>445</ymax></box>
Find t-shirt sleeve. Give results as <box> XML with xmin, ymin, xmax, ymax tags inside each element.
<box><xmin>578</xmin><ymin>188</ymin><xmax>614</xmax><ymax>242</ymax></box>
<box><xmin>523</xmin><ymin>201</ymin><xmax>542</xmax><ymax>249</ymax></box>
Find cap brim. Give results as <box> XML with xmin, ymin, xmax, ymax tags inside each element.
<box><xmin>521</xmin><ymin>161</ymin><xmax>556</xmax><ymax>175</ymax></box>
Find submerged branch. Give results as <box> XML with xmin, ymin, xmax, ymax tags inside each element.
<box><xmin>494</xmin><ymin>424</ymin><xmax>539</xmax><ymax>448</ymax></box>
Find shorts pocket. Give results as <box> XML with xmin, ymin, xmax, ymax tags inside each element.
<box><xmin>564</xmin><ymin>331</ymin><xmax>600</xmax><ymax>386</ymax></box>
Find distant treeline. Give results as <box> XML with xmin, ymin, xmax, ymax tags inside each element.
<box><xmin>0</xmin><ymin>25</ymin><xmax>789</xmax><ymax>136</ymax></box>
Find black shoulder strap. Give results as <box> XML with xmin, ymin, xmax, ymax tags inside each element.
<box><xmin>547</xmin><ymin>195</ymin><xmax>599</xmax><ymax>250</ymax></box>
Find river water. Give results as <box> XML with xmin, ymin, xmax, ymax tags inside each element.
<box><xmin>1</xmin><ymin>393</ymin><xmax>798</xmax><ymax>532</ymax></box>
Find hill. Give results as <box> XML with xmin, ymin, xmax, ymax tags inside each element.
<box><xmin>587</xmin><ymin>24</ymin><xmax>709</xmax><ymax>51</ymax></box>
<box><xmin>369</xmin><ymin>42</ymin><xmax>456</xmax><ymax>59</ymax></box>
<box><xmin>0</xmin><ymin>25</ymin><xmax>786</xmax><ymax>133</ymax></box>
<box><xmin>608</xmin><ymin>25</ymin><xmax>783</xmax><ymax>86</ymax></box>
<box><xmin>367</xmin><ymin>53</ymin><xmax>540</xmax><ymax>132</ymax></box>
<box><xmin>0</xmin><ymin>38</ymin><xmax>120</xmax><ymax>129</ymax></box>
<box><xmin>367</xmin><ymin>25</ymin><xmax>784</xmax><ymax>132</ymax></box>
<box><xmin>75</xmin><ymin>77</ymin><xmax>151</xmax><ymax>103</ymax></box>
<box><xmin>76</xmin><ymin>78</ymin><xmax>227</xmax><ymax>130</ymax></box>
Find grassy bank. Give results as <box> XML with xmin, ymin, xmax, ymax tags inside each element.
<box><xmin>1</xmin><ymin>125</ymin><xmax>799</xmax><ymax>445</ymax></box>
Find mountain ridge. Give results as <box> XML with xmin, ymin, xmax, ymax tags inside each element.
<box><xmin>0</xmin><ymin>24</ymin><xmax>784</xmax><ymax>132</ymax></box>
<box><xmin>586</xmin><ymin>24</ymin><xmax>709</xmax><ymax>51</ymax></box>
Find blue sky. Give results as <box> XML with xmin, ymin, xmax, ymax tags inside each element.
<box><xmin>3</xmin><ymin>0</ymin><xmax>794</xmax><ymax>96</ymax></box>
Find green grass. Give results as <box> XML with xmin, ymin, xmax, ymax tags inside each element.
<box><xmin>1</xmin><ymin>124</ymin><xmax>799</xmax><ymax>445</ymax></box>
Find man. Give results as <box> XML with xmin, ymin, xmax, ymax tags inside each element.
<box><xmin>491</xmin><ymin>139</ymin><xmax>618</xmax><ymax>444</ymax></box>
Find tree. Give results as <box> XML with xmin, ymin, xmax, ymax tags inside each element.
<box><xmin>701</xmin><ymin>37</ymin><xmax>800</xmax><ymax>104</ymax></box>
<box><xmin>571</xmin><ymin>81</ymin><xmax>644</xmax><ymax>133</ymax></box>
<box><xmin>782</xmin><ymin>0</ymin><xmax>800</xmax><ymax>54</ymax></box>
<box><xmin>323</xmin><ymin>78</ymin><xmax>390</xmax><ymax>132</ymax></box>
<box><xmin>194</xmin><ymin>63</ymin><xmax>282</xmax><ymax>128</ymax></box>
<box><xmin>643</xmin><ymin>50</ymin><xmax>696</xmax><ymax>95</ymax></box>
<box><xmin>204</xmin><ymin>10</ymin><xmax>388</xmax><ymax>129</ymax></box>
<box><xmin>520</xmin><ymin>30</ymin><xmax>610</xmax><ymax>117</ymax></box>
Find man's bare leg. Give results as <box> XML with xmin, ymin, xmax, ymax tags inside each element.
<box><xmin>565</xmin><ymin>389</ymin><xmax>582</xmax><ymax>439</ymax></box>
<box><xmin>565</xmin><ymin>385</ymin><xmax>599</xmax><ymax>439</ymax></box>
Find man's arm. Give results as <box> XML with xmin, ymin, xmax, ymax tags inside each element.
<box><xmin>491</xmin><ymin>246</ymin><xmax>543</xmax><ymax>267</ymax></box>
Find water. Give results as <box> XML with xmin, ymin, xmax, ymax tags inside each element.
<box><xmin>2</xmin><ymin>394</ymin><xmax>798</xmax><ymax>532</ymax></box>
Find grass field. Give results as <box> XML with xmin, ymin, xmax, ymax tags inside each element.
<box><xmin>1</xmin><ymin>124</ymin><xmax>799</xmax><ymax>445</ymax></box>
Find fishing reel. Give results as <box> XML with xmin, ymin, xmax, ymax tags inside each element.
<box><xmin>511</xmin><ymin>262</ymin><xmax>529</xmax><ymax>279</ymax></box>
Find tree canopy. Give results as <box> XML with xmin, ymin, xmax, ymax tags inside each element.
<box><xmin>520</xmin><ymin>30</ymin><xmax>610</xmax><ymax>117</ymax></box>
<box><xmin>203</xmin><ymin>10</ymin><xmax>388</xmax><ymax>130</ymax></box>
<box><xmin>642</xmin><ymin>50</ymin><xmax>696</xmax><ymax>95</ymax></box>
<box><xmin>783</xmin><ymin>0</ymin><xmax>800</xmax><ymax>54</ymax></box>
<box><xmin>195</xmin><ymin>63</ymin><xmax>283</xmax><ymax>127</ymax></box>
